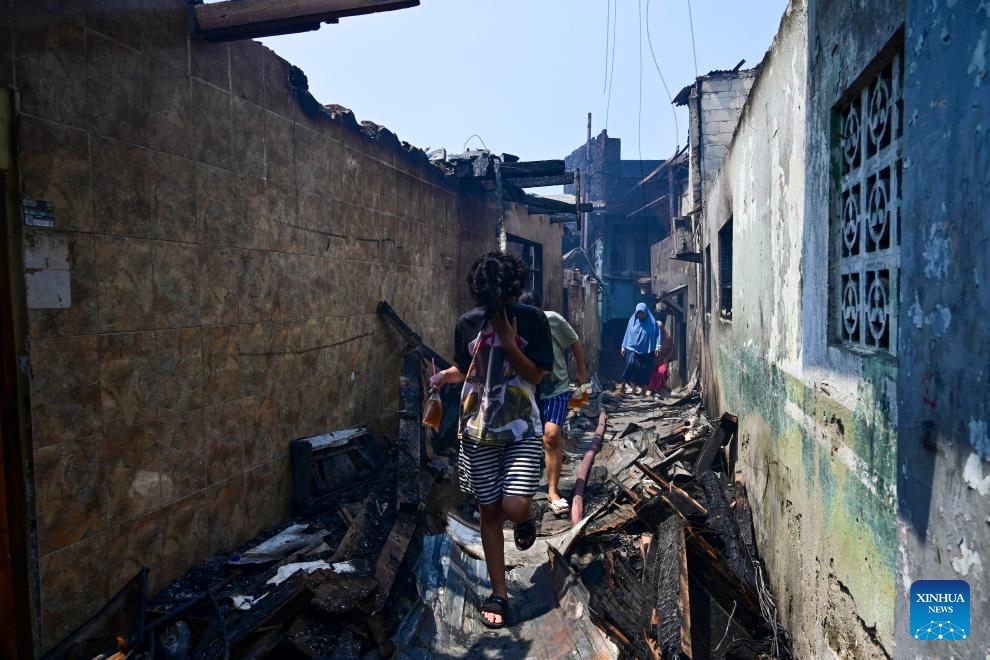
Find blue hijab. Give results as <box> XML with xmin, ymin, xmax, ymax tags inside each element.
<box><xmin>622</xmin><ymin>303</ymin><xmax>659</xmax><ymax>354</ymax></box>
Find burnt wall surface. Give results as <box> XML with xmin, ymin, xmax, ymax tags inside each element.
<box><xmin>650</xmin><ymin>236</ymin><xmax>696</xmax><ymax>386</ymax></box>
<box><xmin>896</xmin><ymin>1</ymin><xmax>990</xmax><ymax>656</ymax></box>
<box><xmin>6</xmin><ymin>0</ymin><xmax>504</xmax><ymax>650</ymax></box>
<box><xmin>699</xmin><ymin>0</ymin><xmax>904</xmax><ymax>656</ymax></box>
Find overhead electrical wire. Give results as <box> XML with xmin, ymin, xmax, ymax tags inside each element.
<box><xmin>603</xmin><ymin>0</ymin><xmax>611</xmax><ymax>94</ymax></box>
<box><xmin>686</xmin><ymin>0</ymin><xmax>700</xmax><ymax>78</ymax></box>
<box><xmin>604</xmin><ymin>0</ymin><xmax>617</xmax><ymax>131</ymax></box>
<box><xmin>646</xmin><ymin>0</ymin><xmax>680</xmax><ymax>151</ymax></box>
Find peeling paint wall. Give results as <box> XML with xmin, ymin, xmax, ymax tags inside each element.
<box><xmin>650</xmin><ymin>235</ymin><xmax>697</xmax><ymax>386</ymax></box>
<box><xmin>897</xmin><ymin>0</ymin><xmax>990</xmax><ymax>656</ymax></box>
<box><xmin>698</xmin><ymin>0</ymin><xmax>903</xmax><ymax>656</ymax></box>
<box><xmin>5</xmin><ymin>0</ymin><xmax>535</xmax><ymax>650</ymax></box>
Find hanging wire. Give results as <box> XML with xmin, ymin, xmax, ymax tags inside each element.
<box><xmin>603</xmin><ymin>0</ymin><xmax>611</xmax><ymax>94</ymax></box>
<box><xmin>646</xmin><ymin>0</ymin><xmax>680</xmax><ymax>151</ymax></box>
<box><xmin>637</xmin><ymin>0</ymin><xmax>651</xmax><ymax>274</ymax></box>
<box><xmin>686</xmin><ymin>0</ymin><xmax>700</xmax><ymax>78</ymax></box>
<box><xmin>604</xmin><ymin>0</ymin><xmax>618</xmax><ymax>131</ymax></box>
<box><xmin>462</xmin><ymin>134</ymin><xmax>488</xmax><ymax>152</ymax></box>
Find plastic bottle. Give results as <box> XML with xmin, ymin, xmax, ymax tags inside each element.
<box><xmin>423</xmin><ymin>388</ymin><xmax>443</xmax><ymax>430</ymax></box>
<box><xmin>568</xmin><ymin>383</ymin><xmax>590</xmax><ymax>409</ymax></box>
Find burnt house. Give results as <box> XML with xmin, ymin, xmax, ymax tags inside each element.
<box><xmin>563</xmin><ymin>131</ymin><xmax>676</xmax><ymax>378</ymax></box>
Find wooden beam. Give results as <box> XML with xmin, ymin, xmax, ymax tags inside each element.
<box><xmin>522</xmin><ymin>193</ymin><xmax>593</xmax><ymax>215</ymax></box>
<box><xmin>499</xmin><ymin>159</ymin><xmax>566</xmax><ymax>179</ymax></box>
<box><xmin>634</xmin><ymin>460</ymin><xmax>708</xmax><ymax>518</ymax></box>
<box><xmin>692</xmin><ymin>412</ymin><xmax>738</xmax><ymax>475</ymax></box>
<box><xmin>510</xmin><ymin>173</ymin><xmax>575</xmax><ymax>188</ymax></box>
<box><xmin>193</xmin><ymin>0</ymin><xmax>419</xmax><ymax>41</ymax></box>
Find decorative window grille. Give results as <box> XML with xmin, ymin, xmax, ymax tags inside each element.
<box><xmin>718</xmin><ymin>219</ymin><xmax>733</xmax><ymax>319</ymax></box>
<box><xmin>835</xmin><ymin>50</ymin><xmax>902</xmax><ymax>355</ymax></box>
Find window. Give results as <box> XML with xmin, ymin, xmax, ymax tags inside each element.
<box><xmin>718</xmin><ymin>219</ymin><xmax>733</xmax><ymax>319</ymax></box>
<box><xmin>834</xmin><ymin>46</ymin><xmax>902</xmax><ymax>355</ymax></box>
<box><xmin>506</xmin><ymin>234</ymin><xmax>543</xmax><ymax>301</ymax></box>
<box><xmin>704</xmin><ymin>245</ymin><xmax>712</xmax><ymax>314</ymax></box>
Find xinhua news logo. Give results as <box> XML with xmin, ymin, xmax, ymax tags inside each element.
<box><xmin>910</xmin><ymin>580</ymin><xmax>970</xmax><ymax>641</ymax></box>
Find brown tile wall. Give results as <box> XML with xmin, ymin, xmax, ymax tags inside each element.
<box><xmin>11</xmin><ymin>0</ymin><xmax>472</xmax><ymax>649</ymax></box>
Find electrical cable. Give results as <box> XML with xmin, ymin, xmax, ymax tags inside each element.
<box><xmin>604</xmin><ymin>0</ymin><xmax>617</xmax><ymax>131</ymax></box>
<box><xmin>687</xmin><ymin>0</ymin><xmax>699</xmax><ymax>78</ymax></box>
<box><xmin>646</xmin><ymin>0</ymin><xmax>680</xmax><ymax>150</ymax></box>
<box><xmin>638</xmin><ymin>0</ymin><xmax>650</xmax><ymax>277</ymax></box>
<box><xmin>462</xmin><ymin>134</ymin><xmax>487</xmax><ymax>152</ymax></box>
<box><xmin>603</xmin><ymin>0</ymin><xmax>611</xmax><ymax>94</ymax></box>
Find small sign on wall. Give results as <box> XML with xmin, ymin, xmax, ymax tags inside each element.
<box><xmin>22</xmin><ymin>199</ymin><xmax>54</xmax><ymax>228</ymax></box>
<box><xmin>23</xmin><ymin>231</ymin><xmax>70</xmax><ymax>309</ymax></box>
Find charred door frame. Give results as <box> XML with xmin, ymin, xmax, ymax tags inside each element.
<box><xmin>0</xmin><ymin>88</ymin><xmax>38</xmax><ymax>658</ymax></box>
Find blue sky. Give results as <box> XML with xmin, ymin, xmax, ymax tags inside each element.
<box><xmin>260</xmin><ymin>1</ymin><xmax>787</xmax><ymax>163</ymax></box>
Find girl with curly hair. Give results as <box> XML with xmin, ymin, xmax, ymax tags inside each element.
<box><xmin>429</xmin><ymin>251</ymin><xmax>554</xmax><ymax>629</ymax></box>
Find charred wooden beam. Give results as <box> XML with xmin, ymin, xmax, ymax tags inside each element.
<box><xmin>377</xmin><ymin>300</ymin><xmax>452</xmax><ymax>369</ymax></box>
<box><xmin>396</xmin><ymin>350</ymin><xmax>422</xmax><ymax>508</ymax></box>
<box><xmin>634</xmin><ymin>461</ymin><xmax>708</xmax><ymax>518</ymax></box>
<box><xmin>522</xmin><ymin>194</ymin><xmax>594</xmax><ymax>215</ymax></box>
<box><xmin>684</xmin><ymin>529</ymin><xmax>772</xmax><ymax>657</ymax></box>
<box><xmin>372</xmin><ymin>513</ymin><xmax>417</xmax><ymax>610</ymax></box>
<box><xmin>192</xmin><ymin>0</ymin><xmax>419</xmax><ymax>41</ymax></box>
<box><xmin>331</xmin><ymin>496</ymin><xmax>375</xmax><ymax>562</ymax></box>
<box><xmin>698</xmin><ymin>471</ymin><xmax>756</xmax><ymax>586</ymax></box>
<box><xmin>634</xmin><ymin>515</ymin><xmax>692</xmax><ymax>659</ymax></box>
<box><xmin>509</xmin><ymin>173</ymin><xmax>575</xmax><ymax>188</ymax></box>
<box><xmin>692</xmin><ymin>412</ymin><xmax>738</xmax><ymax>475</ymax></box>
<box><xmin>498</xmin><ymin>159</ymin><xmax>566</xmax><ymax>179</ymax></box>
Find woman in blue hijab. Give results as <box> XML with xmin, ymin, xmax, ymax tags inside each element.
<box><xmin>617</xmin><ymin>302</ymin><xmax>661</xmax><ymax>395</ymax></box>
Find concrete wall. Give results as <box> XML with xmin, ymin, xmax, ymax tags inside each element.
<box><xmin>682</xmin><ymin>70</ymin><xmax>758</xmax><ymax>210</ymax></box>
<box><xmin>697</xmin><ymin>73</ymin><xmax>758</xmax><ymax>204</ymax></box>
<box><xmin>896</xmin><ymin>1</ymin><xmax>990</xmax><ymax>656</ymax></box>
<box><xmin>563</xmin><ymin>268</ymin><xmax>600</xmax><ymax>378</ymax></box>
<box><xmin>698</xmin><ymin>0</ymin><xmax>901</xmax><ymax>656</ymax></box>
<box><xmin>504</xmin><ymin>201</ymin><xmax>563</xmax><ymax>313</ymax></box>
<box><xmin>5</xmin><ymin>0</ymin><xmax>516</xmax><ymax>650</ymax></box>
<box><xmin>650</xmin><ymin>235</ymin><xmax>696</xmax><ymax>386</ymax></box>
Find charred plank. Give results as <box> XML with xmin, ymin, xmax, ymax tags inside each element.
<box><xmin>693</xmin><ymin>412</ymin><xmax>738</xmax><ymax>475</ymax></box>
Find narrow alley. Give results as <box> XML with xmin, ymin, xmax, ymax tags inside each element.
<box><xmin>0</xmin><ymin>1</ymin><xmax>987</xmax><ymax>659</ymax></box>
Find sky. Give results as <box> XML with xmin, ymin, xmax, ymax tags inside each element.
<box><xmin>259</xmin><ymin>1</ymin><xmax>788</xmax><ymax>163</ymax></box>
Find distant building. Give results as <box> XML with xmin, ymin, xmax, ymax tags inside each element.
<box><xmin>563</xmin><ymin>132</ymin><xmax>675</xmax><ymax>377</ymax></box>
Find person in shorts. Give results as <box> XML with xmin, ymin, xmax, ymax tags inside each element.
<box><xmin>429</xmin><ymin>251</ymin><xmax>553</xmax><ymax>629</ymax></box>
<box><xmin>519</xmin><ymin>291</ymin><xmax>587</xmax><ymax>518</ymax></box>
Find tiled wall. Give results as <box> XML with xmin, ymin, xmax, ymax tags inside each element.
<box><xmin>11</xmin><ymin>0</ymin><xmax>472</xmax><ymax>648</ymax></box>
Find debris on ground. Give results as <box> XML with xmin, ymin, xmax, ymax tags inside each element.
<box><xmin>54</xmin><ymin>305</ymin><xmax>790</xmax><ymax>660</ymax></box>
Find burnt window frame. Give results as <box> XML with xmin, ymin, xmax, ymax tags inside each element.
<box><xmin>506</xmin><ymin>234</ymin><xmax>543</xmax><ymax>302</ymax></box>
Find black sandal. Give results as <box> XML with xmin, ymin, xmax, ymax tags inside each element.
<box><xmin>513</xmin><ymin>518</ymin><xmax>536</xmax><ymax>551</ymax></box>
<box><xmin>480</xmin><ymin>594</ymin><xmax>509</xmax><ymax>629</ymax></box>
